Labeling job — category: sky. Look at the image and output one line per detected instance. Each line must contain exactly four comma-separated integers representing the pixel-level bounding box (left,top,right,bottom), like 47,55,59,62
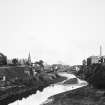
0,0,105,65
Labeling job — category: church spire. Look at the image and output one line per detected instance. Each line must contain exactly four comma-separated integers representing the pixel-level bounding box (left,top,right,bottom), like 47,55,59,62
28,52,31,65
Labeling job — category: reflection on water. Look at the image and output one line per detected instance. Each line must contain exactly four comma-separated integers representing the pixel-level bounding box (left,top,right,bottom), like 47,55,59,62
9,73,87,105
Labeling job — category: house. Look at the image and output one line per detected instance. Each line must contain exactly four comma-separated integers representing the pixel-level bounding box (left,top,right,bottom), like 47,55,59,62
87,56,105,66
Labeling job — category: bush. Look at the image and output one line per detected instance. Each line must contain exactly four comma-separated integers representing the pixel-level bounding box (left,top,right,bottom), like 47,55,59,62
84,63,105,89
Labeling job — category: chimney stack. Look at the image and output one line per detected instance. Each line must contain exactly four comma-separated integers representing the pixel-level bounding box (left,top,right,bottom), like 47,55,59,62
100,45,102,57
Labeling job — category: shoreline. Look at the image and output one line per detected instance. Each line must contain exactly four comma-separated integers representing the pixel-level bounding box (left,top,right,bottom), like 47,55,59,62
0,74,66,105
43,86,105,105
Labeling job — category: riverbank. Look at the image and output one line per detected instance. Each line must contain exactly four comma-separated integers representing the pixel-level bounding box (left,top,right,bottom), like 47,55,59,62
43,86,105,105
0,72,66,105
9,72,86,105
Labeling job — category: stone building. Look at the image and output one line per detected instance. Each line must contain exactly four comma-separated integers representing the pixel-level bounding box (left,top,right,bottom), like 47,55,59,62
87,56,105,66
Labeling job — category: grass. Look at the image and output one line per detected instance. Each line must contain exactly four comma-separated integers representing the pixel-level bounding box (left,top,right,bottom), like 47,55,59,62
0,71,66,105
43,86,105,105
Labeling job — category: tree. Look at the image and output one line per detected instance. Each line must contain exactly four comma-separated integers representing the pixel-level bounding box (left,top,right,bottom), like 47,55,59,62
82,59,87,66
84,63,105,89
35,60,44,72
0,53,7,66
12,58,18,65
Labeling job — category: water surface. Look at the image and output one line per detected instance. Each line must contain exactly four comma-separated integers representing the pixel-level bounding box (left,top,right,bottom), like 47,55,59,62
9,73,87,105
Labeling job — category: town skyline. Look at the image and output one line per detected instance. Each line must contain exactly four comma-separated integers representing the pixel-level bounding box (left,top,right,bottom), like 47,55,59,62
0,0,105,65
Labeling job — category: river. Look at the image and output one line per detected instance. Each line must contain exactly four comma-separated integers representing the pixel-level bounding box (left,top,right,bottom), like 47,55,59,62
9,72,87,105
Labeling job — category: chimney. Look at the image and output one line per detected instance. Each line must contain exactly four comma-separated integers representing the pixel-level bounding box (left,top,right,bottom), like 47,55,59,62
100,45,102,57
